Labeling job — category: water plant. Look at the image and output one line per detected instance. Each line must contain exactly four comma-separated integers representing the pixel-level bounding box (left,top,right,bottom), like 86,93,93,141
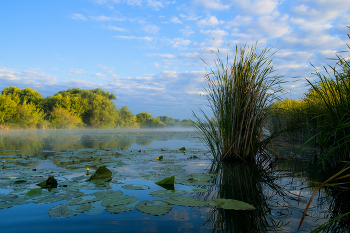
192,43,283,162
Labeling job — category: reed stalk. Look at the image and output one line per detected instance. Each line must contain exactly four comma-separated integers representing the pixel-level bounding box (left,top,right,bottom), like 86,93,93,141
192,43,282,162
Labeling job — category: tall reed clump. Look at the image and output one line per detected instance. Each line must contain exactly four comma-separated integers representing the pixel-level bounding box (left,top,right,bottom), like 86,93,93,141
302,32,350,161
192,43,282,162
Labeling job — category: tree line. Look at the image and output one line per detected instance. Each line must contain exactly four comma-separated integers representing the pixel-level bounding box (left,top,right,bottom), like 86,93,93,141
0,86,193,129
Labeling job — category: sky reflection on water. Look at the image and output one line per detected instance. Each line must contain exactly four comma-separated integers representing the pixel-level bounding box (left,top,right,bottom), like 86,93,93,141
0,129,346,232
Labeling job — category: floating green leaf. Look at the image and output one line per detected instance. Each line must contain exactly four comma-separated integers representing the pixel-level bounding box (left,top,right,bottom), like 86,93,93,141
107,205,134,214
155,175,175,185
25,188,42,198
122,184,149,190
136,200,172,216
191,188,208,192
165,197,207,207
0,201,12,209
149,190,186,198
102,195,137,207
179,147,186,151
88,166,112,182
84,201,106,215
48,203,91,218
210,198,255,210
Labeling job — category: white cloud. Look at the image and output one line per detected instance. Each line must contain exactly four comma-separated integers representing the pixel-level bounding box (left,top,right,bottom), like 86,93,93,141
200,29,228,39
127,0,142,6
196,16,224,27
146,53,175,58
232,0,278,15
225,16,252,28
70,13,88,21
180,27,195,37
256,14,290,38
0,68,20,81
142,24,160,33
70,69,86,74
192,0,229,10
104,25,128,32
93,73,106,78
170,16,182,24
169,38,191,48
179,14,202,21
147,0,163,10
154,62,160,67
89,15,124,21
114,35,153,41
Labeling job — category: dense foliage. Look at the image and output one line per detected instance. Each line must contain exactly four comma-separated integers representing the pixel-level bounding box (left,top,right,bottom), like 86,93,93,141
0,87,192,129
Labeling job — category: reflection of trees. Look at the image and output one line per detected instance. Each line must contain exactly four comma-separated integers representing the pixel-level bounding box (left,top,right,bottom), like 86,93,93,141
0,130,172,155
200,162,286,232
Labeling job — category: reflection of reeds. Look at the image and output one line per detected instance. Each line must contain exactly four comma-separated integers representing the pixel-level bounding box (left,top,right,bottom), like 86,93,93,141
201,162,286,232
192,44,282,161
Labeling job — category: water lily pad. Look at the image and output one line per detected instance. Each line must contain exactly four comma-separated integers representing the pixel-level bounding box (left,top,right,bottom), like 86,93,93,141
191,173,215,181
25,188,42,198
149,190,186,198
210,198,255,210
33,194,66,204
191,188,209,192
107,205,134,214
88,166,112,182
13,179,27,184
180,179,214,186
66,195,97,205
84,201,106,215
102,195,137,207
165,197,207,207
179,147,186,151
122,184,149,190
155,175,175,185
48,203,92,218
136,200,172,216
0,201,12,209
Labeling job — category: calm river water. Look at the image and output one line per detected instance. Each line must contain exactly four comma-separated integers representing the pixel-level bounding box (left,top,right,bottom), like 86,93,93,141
0,129,348,232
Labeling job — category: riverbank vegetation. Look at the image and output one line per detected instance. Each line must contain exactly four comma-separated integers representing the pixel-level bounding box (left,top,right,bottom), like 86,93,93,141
192,43,283,162
0,87,192,129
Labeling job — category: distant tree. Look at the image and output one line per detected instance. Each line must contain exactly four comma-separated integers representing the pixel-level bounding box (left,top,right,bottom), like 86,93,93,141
136,112,152,125
9,102,46,129
181,119,193,127
0,87,46,129
50,107,84,129
145,118,166,128
116,106,137,128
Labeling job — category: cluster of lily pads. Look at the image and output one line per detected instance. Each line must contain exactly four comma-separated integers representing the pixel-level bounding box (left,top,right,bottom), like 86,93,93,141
0,131,255,218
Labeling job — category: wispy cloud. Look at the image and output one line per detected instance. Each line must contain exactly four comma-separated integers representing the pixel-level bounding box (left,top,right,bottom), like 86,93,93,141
70,13,88,21
114,35,153,41
170,16,182,24
196,16,224,27
89,15,125,21
93,73,107,78
192,0,229,10
146,53,175,58
69,69,86,74
168,38,191,48
104,25,128,32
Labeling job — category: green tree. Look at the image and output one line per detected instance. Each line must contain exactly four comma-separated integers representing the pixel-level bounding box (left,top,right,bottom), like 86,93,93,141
50,107,84,129
136,112,152,125
116,106,137,128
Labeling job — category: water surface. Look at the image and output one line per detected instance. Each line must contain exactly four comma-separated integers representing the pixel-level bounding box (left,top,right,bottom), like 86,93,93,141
0,129,347,232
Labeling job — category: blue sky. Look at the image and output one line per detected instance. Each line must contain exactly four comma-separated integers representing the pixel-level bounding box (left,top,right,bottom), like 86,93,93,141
1,0,349,119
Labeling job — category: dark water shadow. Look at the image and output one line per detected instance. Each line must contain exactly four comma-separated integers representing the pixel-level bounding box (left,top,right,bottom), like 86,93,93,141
197,161,287,232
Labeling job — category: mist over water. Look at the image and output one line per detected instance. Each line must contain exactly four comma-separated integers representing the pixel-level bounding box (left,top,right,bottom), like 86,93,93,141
0,129,347,232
